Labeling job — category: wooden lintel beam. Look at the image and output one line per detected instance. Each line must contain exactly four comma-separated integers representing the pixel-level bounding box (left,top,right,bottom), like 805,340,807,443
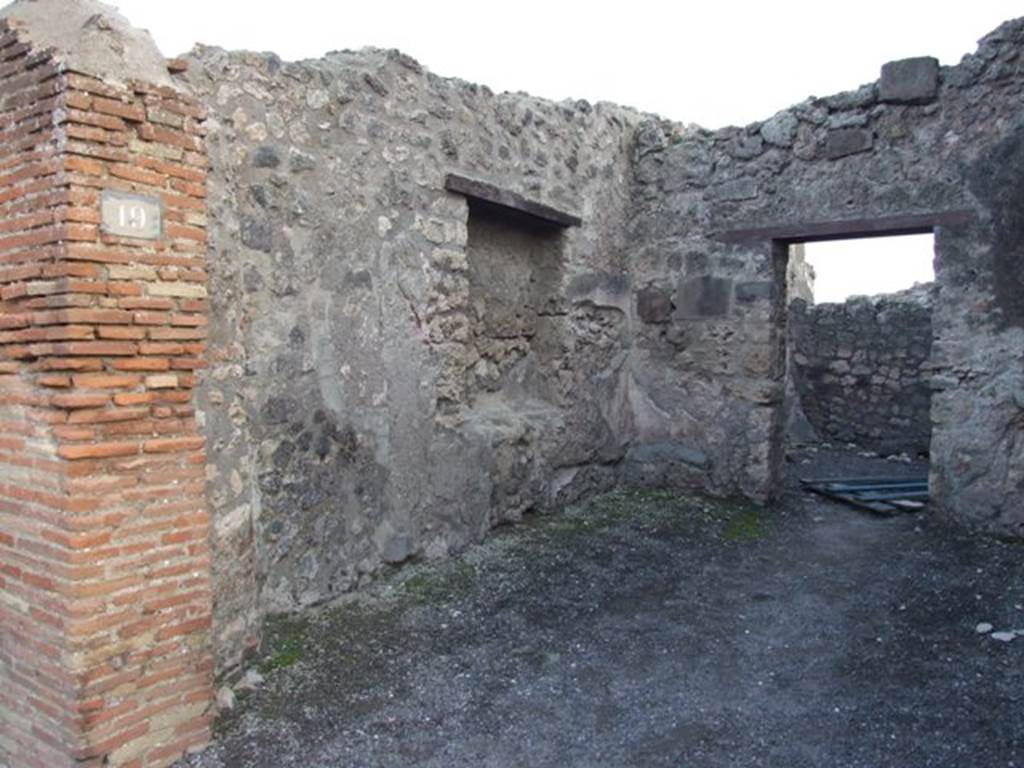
719,209,975,244
445,173,582,227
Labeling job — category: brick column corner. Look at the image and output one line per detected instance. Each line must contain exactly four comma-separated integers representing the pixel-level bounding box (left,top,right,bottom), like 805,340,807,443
0,3,214,766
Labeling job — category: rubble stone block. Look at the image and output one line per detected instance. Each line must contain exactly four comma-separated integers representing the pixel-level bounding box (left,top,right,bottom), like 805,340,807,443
735,281,774,303
637,286,673,323
824,128,874,159
677,276,732,318
879,57,940,104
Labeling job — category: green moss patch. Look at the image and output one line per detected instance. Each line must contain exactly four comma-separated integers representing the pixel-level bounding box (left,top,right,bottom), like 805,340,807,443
722,507,770,542
258,615,310,673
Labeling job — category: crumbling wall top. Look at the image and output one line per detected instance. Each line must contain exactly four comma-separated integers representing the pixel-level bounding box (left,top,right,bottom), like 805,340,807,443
0,0,176,88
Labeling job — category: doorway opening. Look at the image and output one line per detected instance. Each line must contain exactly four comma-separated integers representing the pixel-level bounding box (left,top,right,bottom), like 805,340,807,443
781,233,936,514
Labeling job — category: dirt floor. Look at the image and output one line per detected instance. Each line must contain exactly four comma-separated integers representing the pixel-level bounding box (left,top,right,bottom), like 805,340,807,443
180,446,1024,768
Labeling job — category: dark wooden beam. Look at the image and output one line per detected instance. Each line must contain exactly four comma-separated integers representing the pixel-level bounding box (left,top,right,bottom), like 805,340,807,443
445,173,582,227
719,209,975,244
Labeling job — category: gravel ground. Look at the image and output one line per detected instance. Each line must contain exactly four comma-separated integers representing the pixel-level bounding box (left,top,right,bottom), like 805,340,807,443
181,446,1023,768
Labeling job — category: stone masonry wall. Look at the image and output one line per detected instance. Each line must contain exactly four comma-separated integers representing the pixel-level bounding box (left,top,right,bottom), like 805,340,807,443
0,2,214,766
182,47,643,669
2,3,1022,764
788,286,934,454
629,21,1024,537
185,19,1024,671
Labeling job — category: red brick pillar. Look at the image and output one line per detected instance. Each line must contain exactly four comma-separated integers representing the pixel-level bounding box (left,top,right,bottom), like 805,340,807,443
0,15,214,768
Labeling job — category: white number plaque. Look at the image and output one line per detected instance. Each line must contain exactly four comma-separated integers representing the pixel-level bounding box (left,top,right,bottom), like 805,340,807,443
101,191,162,240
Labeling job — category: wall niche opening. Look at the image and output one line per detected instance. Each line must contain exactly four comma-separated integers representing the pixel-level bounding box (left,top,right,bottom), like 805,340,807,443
449,179,580,527
465,197,565,399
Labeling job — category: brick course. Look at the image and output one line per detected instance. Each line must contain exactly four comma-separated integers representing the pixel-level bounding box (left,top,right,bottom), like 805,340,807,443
0,19,213,768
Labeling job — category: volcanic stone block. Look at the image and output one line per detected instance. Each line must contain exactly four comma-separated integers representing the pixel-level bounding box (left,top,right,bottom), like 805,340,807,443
251,145,280,168
824,128,874,160
760,110,799,147
709,178,759,201
735,280,774,303
879,57,939,104
677,276,732,318
628,440,709,468
241,216,273,252
637,286,673,323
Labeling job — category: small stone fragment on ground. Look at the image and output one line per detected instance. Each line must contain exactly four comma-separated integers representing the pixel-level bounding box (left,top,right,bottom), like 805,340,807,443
236,669,265,691
216,686,236,711
975,622,993,634
886,453,914,463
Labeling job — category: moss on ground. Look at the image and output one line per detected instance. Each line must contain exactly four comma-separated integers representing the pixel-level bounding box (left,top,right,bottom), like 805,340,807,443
511,488,773,548
399,559,478,604
244,488,774,687
721,507,770,541
258,614,311,673
214,486,782,745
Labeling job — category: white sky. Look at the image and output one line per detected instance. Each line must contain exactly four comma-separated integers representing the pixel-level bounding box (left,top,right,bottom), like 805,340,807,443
109,0,1017,301
804,235,934,304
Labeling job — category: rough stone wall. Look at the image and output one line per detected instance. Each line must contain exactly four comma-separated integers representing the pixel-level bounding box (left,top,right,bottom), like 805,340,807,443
786,244,814,304
177,16,1024,671
931,119,1024,539
2,3,1021,762
629,21,1024,536
788,286,934,454
181,47,642,669
779,244,816,443
0,2,214,765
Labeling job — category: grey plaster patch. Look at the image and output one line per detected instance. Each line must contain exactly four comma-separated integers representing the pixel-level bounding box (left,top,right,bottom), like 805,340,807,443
4,0,176,88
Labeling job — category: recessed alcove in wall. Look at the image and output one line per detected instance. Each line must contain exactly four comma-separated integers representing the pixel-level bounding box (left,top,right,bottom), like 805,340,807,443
445,174,580,400
443,175,581,525
465,197,565,393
